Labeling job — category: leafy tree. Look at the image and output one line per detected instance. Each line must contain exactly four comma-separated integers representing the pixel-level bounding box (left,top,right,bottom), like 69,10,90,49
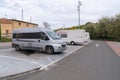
83,22,97,39
55,13,120,41
97,17,110,38
69,26,77,30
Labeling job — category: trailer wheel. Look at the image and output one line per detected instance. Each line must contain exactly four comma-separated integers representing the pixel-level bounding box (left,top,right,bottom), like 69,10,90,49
70,41,75,45
45,46,54,54
15,45,21,51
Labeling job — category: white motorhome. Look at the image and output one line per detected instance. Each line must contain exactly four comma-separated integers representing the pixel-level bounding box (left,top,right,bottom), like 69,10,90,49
57,29,90,45
12,27,67,54
85,32,90,42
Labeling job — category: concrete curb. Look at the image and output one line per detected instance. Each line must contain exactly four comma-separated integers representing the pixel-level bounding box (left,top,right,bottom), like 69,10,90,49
0,67,41,80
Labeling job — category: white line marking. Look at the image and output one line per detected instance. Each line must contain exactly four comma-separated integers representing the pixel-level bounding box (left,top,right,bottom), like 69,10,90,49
0,48,14,52
47,56,52,62
40,41,92,70
31,62,45,67
0,56,40,66
96,44,99,47
40,46,81,70
0,56,29,61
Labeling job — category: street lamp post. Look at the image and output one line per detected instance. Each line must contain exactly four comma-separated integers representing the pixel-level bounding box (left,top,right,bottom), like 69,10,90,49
77,1,82,29
21,9,24,20
63,24,65,29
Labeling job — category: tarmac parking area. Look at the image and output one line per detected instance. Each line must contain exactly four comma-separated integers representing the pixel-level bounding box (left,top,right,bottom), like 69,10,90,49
0,45,82,68
0,41,91,79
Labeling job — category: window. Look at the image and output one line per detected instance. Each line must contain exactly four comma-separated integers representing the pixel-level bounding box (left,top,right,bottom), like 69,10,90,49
13,33,22,38
39,32,49,40
6,30,9,35
26,24,29,26
46,31,61,39
61,34,67,38
13,32,49,40
18,23,21,26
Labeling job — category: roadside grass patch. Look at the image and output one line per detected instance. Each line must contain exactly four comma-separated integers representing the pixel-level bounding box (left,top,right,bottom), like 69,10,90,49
0,37,12,42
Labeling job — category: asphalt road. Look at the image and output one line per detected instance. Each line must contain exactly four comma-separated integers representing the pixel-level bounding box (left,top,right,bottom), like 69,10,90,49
7,41,120,80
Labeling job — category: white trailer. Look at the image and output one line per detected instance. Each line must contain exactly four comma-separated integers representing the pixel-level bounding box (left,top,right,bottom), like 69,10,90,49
57,29,90,45
12,27,67,54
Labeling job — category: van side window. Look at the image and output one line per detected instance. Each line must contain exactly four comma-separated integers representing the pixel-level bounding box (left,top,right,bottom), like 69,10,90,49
13,33,22,38
61,34,67,38
13,32,49,39
39,32,49,40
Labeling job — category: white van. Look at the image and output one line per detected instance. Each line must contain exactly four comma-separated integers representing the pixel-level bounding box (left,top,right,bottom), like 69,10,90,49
12,27,67,54
57,30,90,45
85,32,90,42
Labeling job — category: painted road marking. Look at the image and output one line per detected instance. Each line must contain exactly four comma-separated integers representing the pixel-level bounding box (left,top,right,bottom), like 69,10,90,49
0,56,31,63
47,56,52,62
0,48,14,52
31,62,44,67
0,41,92,79
96,44,99,47
0,55,42,70
39,46,81,71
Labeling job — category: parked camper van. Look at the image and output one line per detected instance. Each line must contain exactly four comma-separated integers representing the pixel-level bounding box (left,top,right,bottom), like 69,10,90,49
57,30,90,45
85,32,90,42
12,27,67,54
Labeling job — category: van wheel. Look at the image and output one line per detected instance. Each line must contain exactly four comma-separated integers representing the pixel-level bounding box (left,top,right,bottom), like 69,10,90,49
70,41,75,45
15,45,20,51
46,46,54,54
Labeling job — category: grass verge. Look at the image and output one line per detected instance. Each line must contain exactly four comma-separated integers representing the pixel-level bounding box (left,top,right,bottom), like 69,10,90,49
0,37,12,42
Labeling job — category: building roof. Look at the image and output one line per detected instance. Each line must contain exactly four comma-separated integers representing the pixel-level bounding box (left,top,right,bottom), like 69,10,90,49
0,18,11,24
10,19,38,25
0,18,38,26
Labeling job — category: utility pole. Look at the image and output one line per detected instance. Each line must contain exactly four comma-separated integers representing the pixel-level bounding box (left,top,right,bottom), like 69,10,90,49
77,1,82,29
30,16,32,22
5,14,7,19
63,24,65,29
21,9,23,20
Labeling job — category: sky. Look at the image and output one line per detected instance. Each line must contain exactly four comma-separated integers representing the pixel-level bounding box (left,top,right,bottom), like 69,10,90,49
0,0,120,30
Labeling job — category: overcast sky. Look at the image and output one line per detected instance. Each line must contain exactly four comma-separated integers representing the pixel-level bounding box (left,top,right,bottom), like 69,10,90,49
0,0,120,30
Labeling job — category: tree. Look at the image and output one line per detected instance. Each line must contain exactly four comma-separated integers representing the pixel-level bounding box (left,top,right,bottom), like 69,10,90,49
55,13,120,41
113,15,120,40
97,17,110,38
83,22,97,39
70,26,77,30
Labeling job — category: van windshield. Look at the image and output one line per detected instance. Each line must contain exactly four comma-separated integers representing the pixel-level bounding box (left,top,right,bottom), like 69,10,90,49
46,31,61,40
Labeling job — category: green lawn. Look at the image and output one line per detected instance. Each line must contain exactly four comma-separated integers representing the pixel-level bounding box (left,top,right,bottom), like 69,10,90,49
0,37,12,42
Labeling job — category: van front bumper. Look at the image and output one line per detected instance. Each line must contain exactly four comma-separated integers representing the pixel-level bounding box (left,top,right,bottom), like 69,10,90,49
52,44,67,52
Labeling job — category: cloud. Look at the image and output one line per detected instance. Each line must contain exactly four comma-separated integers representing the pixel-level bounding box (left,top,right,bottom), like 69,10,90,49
0,0,120,30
